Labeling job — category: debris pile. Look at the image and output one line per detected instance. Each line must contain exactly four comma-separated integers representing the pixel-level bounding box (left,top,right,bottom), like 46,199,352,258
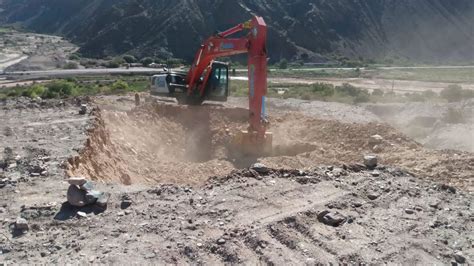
66,176,108,208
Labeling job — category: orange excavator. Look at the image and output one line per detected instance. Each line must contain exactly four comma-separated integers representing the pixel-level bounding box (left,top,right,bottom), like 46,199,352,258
150,16,271,154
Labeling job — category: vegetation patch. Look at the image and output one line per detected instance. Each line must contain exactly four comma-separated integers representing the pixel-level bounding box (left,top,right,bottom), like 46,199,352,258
1,77,149,100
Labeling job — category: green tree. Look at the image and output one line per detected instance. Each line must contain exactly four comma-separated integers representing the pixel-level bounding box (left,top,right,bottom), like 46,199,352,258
141,57,154,67
123,55,137,64
107,58,125,68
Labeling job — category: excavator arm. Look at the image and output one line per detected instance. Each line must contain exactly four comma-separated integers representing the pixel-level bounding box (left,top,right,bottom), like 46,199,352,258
186,16,270,151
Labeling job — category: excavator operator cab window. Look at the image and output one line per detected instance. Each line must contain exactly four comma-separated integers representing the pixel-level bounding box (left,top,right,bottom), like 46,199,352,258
207,63,228,100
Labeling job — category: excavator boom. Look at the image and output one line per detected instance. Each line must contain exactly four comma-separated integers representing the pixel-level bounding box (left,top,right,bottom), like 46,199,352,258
186,16,271,153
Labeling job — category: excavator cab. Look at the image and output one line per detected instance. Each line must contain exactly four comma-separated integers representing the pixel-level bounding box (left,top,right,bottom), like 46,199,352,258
204,62,229,102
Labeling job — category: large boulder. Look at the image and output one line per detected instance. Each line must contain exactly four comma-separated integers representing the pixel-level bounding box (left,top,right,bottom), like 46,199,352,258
67,185,87,207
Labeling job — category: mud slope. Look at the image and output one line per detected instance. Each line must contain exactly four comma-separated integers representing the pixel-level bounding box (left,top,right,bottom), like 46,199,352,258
67,99,473,189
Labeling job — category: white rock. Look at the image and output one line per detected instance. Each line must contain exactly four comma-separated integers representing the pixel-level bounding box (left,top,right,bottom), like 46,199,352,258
15,217,29,230
369,134,384,145
67,176,87,186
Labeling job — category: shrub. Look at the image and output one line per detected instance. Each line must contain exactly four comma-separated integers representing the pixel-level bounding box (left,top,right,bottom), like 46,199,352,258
335,83,360,97
68,54,80,61
443,108,465,124
353,90,371,103
22,85,46,98
462,89,474,99
423,90,437,98
44,80,76,98
278,59,288,69
111,80,129,92
440,84,463,102
63,61,79,69
372,89,384,96
141,57,154,67
123,55,137,64
311,83,334,97
406,93,426,102
106,58,125,68
167,58,183,68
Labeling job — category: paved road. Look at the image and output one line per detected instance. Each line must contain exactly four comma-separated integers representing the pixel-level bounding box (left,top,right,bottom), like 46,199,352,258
2,67,166,78
3,65,474,78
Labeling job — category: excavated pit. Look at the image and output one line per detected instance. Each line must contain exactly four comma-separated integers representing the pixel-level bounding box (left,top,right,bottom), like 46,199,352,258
67,101,318,185
67,99,474,188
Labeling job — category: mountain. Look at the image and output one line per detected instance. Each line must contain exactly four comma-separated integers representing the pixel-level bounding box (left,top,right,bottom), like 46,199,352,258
1,0,473,63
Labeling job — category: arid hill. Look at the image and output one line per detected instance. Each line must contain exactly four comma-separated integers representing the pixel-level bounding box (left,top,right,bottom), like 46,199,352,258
1,0,473,63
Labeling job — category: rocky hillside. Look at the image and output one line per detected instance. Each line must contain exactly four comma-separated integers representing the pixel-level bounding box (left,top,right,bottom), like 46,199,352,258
1,0,473,63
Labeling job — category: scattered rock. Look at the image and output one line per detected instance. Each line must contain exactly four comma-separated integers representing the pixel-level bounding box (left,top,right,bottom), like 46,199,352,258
317,210,346,227
429,219,442,228
372,145,383,153
367,193,379,200
79,104,87,115
369,134,384,145
439,184,456,194
144,253,156,259
217,238,226,245
96,193,110,208
76,211,87,218
453,253,466,264
67,178,106,208
121,199,132,209
371,171,381,177
363,155,378,168
251,163,269,174
15,217,29,231
68,176,87,186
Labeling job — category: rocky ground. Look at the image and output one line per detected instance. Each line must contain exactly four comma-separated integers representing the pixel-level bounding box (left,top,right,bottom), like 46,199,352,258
365,99,474,153
0,95,473,264
0,31,77,73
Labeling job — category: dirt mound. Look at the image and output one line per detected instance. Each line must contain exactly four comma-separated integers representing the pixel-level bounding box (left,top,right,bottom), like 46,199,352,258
67,100,473,189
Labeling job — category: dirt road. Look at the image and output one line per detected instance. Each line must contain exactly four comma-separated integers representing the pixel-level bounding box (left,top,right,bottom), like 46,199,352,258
233,76,474,94
0,54,28,73
0,95,472,264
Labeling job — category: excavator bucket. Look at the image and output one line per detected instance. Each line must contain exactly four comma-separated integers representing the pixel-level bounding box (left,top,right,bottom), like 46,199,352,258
232,130,273,156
